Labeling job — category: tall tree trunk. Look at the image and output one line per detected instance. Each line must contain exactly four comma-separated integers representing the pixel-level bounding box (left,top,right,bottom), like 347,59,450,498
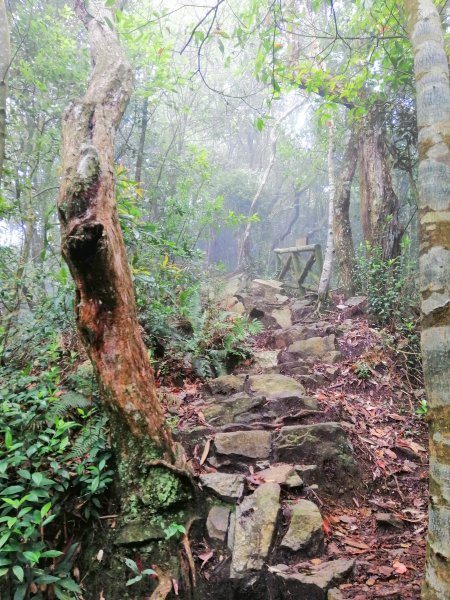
318,120,336,302
0,0,10,185
359,104,402,259
57,0,173,457
134,96,149,183
406,1,450,598
237,103,302,270
333,125,359,297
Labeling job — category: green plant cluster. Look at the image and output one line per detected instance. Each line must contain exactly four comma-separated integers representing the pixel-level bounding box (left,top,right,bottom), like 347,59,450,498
0,366,112,599
354,238,418,327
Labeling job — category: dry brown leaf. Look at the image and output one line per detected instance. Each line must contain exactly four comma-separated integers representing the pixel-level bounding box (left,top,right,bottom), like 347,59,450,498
200,438,211,465
393,561,408,574
343,537,370,550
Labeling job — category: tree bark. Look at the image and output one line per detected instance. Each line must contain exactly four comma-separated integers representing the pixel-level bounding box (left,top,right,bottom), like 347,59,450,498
237,102,302,270
406,1,450,598
58,0,173,456
0,0,10,185
333,125,359,297
318,120,336,302
359,104,402,259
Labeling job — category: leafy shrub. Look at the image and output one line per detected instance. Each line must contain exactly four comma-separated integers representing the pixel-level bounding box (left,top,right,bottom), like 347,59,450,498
0,366,112,599
354,238,418,327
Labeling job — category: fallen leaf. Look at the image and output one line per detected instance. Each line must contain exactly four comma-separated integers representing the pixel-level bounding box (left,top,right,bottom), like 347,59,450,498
366,578,376,586
310,558,322,565
198,550,214,569
322,517,331,536
343,537,370,550
200,438,211,465
393,561,408,574
96,549,104,562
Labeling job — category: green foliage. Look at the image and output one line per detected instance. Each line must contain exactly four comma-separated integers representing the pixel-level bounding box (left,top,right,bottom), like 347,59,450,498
123,557,156,587
0,366,112,598
354,238,418,327
415,399,428,417
164,522,186,540
354,362,371,380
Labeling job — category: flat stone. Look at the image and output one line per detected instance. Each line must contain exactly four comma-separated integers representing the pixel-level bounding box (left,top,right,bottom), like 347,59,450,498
274,559,355,600
344,296,367,313
322,351,342,364
288,335,337,357
206,506,231,541
281,500,324,555
252,350,280,370
375,512,404,529
231,482,280,578
328,588,346,600
214,430,272,459
251,279,284,298
116,520,165,545
204,374,245,396
249,374,306,398
203,393,265,425
228,512,236,550
257,464,303,488
271,323,334,349
271,307,293,328
200,473,245,500
273,423,357,489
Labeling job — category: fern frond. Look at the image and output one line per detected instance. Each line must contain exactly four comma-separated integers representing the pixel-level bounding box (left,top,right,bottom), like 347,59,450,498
47,391,91,420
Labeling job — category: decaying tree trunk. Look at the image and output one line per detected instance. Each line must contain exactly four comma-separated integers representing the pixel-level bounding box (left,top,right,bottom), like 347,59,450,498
318,120,336,303
0,0,10,185
406,1,450,598
333,126,359,297
58,0,174,457
359,104,402,259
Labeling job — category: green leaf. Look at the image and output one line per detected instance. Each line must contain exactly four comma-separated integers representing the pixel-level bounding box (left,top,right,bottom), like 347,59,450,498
41,502,52,519
35,574,61,584
13,584,27,600
255,117,265,132
1,485,25,495
23,550,40,564
0,532,11,549
40,550,64,558
59,578,81,592
5,429,12,449
105,0,116,6
13,565,24,583
0,568,8,577
126,575,143,586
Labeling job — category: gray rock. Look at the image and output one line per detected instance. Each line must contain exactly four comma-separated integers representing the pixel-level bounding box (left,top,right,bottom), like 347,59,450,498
204,374,245,396
271,307,293,328
257,463,303,488
273,423,358,489
375,512,404,529
271,323,334,349
328,588,346,600
274,559,354,600
344,296,367,314
231,482,280,578
116,520,164,545
288,335,337,357
228,512,236,550
206,506,231,541
252,350,280,371
322,351,342,364
199,473,245,500
248,374,306,398
214,430,272,459
203,393,265,425
281,499,324,555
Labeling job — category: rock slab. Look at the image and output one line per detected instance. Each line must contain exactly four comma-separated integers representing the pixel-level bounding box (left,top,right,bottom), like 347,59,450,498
206,506,231,542
200,473,245,501
274,559,354,600
214,430,272,459
281,499,324,555
231,482,280,578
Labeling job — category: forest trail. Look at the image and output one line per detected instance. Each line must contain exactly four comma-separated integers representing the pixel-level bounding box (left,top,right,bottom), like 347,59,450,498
165,280,428,600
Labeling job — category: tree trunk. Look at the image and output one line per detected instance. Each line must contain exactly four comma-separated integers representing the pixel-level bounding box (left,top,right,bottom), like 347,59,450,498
0,0,10,185
237,103,302,270
406,1,450,598
57,0,173,457
333,125,359,297
318,120,336,302
359,104,402,259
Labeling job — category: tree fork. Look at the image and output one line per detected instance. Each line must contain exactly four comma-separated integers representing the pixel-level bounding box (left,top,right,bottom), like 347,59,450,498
58,0,174,457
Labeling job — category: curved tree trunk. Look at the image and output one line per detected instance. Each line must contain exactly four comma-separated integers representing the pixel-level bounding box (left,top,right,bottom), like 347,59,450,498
0,0,10,185
359,104,402,259
318,120,336,302
406,1,450,598
58,0,173,457
333,125,359,297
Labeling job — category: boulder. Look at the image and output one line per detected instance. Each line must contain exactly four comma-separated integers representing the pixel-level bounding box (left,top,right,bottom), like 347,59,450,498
273,559,354,600
257,464,303,488
228,298,246,315
116,520,164,545
271,323,334,350
281,499,324,555
214,430,272,459
248,374,306,398
206,506,231,542
328,588,345,600
200,473,245,501
251,279,285,299
291,298,315,322
273,423,357,488
344,296,367,314
322,351,342,364
288,335,337,357
203,394,265,425
231,482,280,578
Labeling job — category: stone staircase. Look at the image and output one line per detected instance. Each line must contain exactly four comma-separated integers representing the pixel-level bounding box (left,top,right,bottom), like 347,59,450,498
185,282,367,599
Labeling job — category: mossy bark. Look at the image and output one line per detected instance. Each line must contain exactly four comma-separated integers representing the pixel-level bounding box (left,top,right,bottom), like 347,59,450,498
405,1,450,597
